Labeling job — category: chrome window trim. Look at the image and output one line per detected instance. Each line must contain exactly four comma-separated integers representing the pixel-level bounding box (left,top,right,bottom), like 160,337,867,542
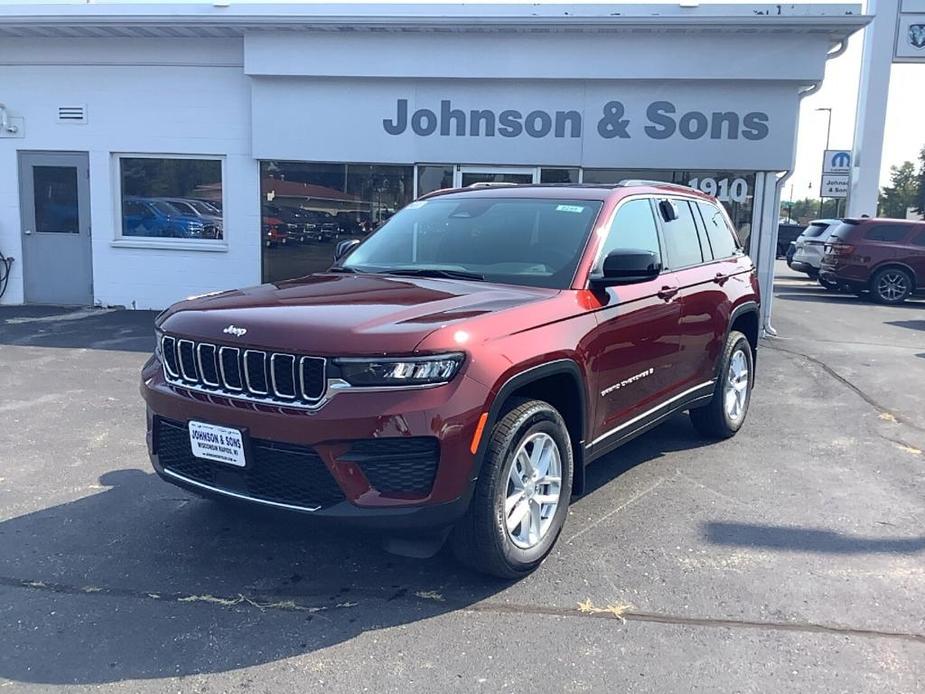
270,353,297,400
218,346,243,392
196,343,220,387
161,335,179,378
299,356,327,402
243,349,269,396
176,339,198,383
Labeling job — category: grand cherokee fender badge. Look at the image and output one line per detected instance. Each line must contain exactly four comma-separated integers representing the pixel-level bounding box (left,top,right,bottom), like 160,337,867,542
222,324,247,338
601,368,655,397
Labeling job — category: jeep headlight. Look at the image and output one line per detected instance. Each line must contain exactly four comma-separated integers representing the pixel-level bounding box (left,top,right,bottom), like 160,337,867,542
335,353,464,387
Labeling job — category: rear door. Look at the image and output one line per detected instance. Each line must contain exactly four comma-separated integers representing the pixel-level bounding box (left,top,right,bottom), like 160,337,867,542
585,197,682,443
658,197,746,391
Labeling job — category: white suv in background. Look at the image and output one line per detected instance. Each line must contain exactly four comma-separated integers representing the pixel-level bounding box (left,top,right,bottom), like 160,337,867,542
790,219,839,286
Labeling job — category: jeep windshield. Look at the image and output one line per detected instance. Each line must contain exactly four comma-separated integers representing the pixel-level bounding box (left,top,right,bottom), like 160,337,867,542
340,197,603,289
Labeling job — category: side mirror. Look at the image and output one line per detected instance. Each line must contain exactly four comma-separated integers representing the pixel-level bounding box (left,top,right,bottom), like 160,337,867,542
334,238,360,262
591,249,661,287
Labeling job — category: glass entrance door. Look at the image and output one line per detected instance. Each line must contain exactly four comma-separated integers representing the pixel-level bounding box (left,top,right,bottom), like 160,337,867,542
455,166,537,188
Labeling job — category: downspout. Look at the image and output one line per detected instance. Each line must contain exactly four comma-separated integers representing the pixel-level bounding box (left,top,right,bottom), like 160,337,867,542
761,40,847,338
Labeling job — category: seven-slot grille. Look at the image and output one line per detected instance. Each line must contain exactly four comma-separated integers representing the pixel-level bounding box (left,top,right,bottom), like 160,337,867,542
161,334,326,407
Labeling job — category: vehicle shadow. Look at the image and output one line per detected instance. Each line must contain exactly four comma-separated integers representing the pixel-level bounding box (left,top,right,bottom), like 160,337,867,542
0,468,505,685
885,319,925,333
703,521,925,554
0,306,156,353
0,415,700,686
581,413,710,496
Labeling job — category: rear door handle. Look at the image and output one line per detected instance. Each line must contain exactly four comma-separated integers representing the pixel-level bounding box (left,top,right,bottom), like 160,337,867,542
657,285,679,301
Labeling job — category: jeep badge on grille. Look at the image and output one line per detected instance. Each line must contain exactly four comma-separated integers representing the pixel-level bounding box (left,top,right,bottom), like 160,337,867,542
223,324,247,337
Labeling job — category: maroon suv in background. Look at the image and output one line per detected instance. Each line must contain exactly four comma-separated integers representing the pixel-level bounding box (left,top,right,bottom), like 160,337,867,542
141,182,760,578
820,218,925,304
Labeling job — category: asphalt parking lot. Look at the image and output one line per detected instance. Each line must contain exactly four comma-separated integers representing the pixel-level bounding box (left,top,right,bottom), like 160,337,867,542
1,262,923,692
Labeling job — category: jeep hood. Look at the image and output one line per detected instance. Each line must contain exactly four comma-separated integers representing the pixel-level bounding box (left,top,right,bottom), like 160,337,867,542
158,273,557,355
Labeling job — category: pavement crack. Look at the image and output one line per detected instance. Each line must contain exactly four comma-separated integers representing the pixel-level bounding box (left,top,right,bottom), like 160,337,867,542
6,574,923,646
763,341,925,435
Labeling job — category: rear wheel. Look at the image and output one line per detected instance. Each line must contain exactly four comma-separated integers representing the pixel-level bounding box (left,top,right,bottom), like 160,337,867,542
690,330,753,439
452,399,573,579
819,276,840,291
870,267,913,304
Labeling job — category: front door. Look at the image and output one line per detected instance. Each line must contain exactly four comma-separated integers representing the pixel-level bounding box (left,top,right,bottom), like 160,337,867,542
585,197,682,451
19,152,93,305
456,166,536,188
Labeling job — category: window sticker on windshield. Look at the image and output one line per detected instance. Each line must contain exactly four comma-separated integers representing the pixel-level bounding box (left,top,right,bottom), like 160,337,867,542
406,200,427,209
556,204,585,213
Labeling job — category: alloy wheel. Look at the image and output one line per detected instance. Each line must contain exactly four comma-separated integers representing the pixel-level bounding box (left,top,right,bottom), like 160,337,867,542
724,349,749,423
877,271,908,302
504,432,562,550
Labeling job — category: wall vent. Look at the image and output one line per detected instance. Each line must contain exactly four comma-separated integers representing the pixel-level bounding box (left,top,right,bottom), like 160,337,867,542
57,106,87,124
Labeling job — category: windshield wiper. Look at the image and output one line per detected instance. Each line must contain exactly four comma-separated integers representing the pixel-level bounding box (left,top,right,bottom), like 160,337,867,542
379,267,485,281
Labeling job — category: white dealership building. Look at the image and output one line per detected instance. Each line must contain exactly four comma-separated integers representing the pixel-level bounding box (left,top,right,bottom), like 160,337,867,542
0,2,869,327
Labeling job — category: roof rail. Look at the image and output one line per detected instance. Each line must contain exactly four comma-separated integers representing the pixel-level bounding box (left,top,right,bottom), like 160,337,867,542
466,181,519,188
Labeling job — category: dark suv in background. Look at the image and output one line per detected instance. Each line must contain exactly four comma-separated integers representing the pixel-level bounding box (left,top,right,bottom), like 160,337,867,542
142,182,760,578
820,218,925,303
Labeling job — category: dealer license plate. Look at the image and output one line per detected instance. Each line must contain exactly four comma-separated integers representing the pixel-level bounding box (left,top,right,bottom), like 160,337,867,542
188,421,246,467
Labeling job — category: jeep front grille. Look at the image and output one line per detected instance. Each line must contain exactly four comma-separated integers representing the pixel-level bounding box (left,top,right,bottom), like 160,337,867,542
160,334,326,408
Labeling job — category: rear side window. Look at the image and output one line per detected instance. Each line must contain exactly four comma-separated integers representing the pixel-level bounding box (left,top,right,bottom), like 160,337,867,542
864,224,912,242
828,222,858,241
599,198,661,268
661,199,704,268
696,201,739,259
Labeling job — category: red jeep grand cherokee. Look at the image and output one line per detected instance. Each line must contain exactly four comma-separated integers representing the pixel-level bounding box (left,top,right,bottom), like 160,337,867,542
820,217,925,304
142,182,760,578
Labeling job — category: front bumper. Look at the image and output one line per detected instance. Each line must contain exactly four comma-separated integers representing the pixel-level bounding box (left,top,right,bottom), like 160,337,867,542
141,356,490,530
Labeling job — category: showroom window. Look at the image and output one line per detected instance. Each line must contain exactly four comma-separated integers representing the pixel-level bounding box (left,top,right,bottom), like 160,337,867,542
260,161,413,284
583,169,756,254
417,165,455,197
118,156,224,241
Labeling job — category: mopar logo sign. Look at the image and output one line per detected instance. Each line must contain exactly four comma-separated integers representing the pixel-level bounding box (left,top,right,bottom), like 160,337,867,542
909,23,925,50
822,149,851,174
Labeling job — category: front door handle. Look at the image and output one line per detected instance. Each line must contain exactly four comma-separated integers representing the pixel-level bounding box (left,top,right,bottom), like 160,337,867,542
657,285,679,301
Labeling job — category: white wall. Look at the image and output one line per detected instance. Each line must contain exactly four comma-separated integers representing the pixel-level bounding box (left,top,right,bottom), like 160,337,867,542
0,38,259,309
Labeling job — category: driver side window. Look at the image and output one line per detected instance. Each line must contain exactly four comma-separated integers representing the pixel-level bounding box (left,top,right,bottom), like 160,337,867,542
598,198,661,270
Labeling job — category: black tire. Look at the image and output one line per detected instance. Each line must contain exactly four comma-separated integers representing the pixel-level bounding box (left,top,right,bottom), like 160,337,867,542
689,330,754,439
870,267,913,305
819,276,840,291
806,267,820,280
452,398,573,579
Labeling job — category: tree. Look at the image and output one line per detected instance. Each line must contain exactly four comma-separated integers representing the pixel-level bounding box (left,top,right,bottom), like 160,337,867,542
878,161,918,219
779,197,839,222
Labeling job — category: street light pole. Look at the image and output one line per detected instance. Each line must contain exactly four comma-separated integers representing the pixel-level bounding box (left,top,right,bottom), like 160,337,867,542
815,107,833,216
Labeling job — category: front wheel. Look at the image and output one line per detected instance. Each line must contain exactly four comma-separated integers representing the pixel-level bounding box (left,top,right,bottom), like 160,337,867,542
689,330,754,439
452,399,573,579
